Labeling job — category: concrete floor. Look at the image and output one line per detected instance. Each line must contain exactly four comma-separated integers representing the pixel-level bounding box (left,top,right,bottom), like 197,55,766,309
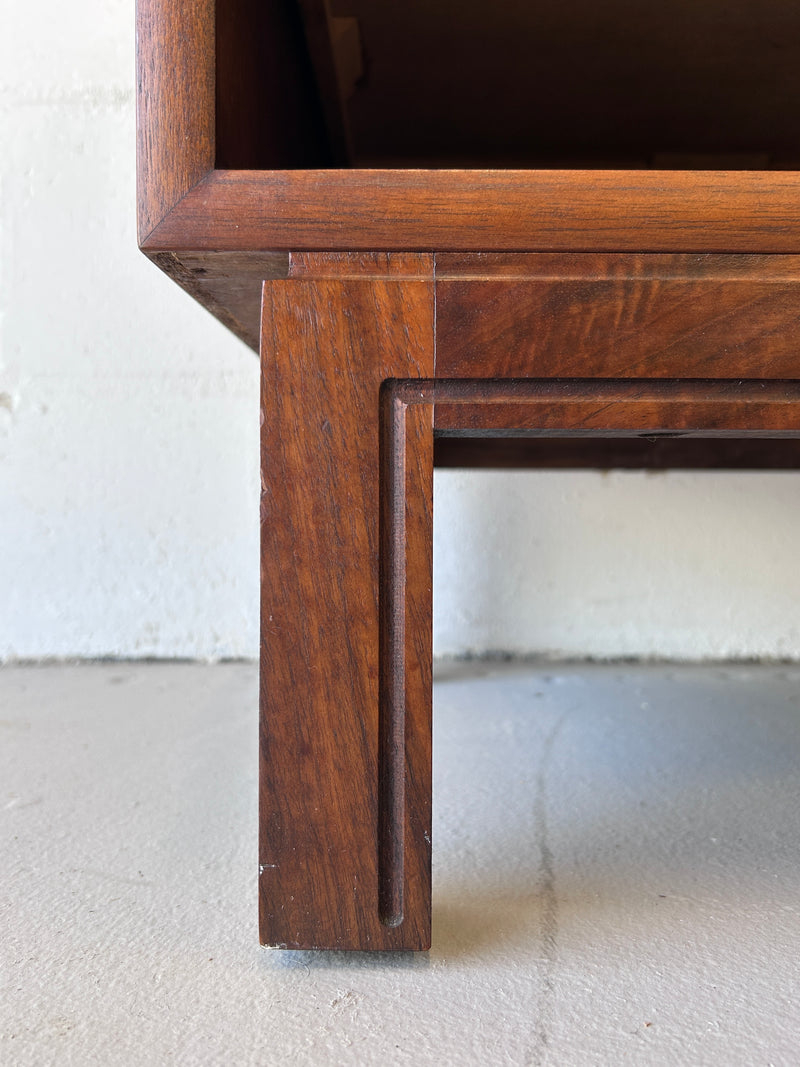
2,662,799,1065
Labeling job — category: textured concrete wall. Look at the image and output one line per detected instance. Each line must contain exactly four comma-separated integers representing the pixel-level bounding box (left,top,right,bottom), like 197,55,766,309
3,1,800,660
2,2,259,658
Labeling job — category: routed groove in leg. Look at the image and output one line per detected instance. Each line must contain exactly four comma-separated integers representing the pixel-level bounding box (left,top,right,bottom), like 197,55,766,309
378,381,408,927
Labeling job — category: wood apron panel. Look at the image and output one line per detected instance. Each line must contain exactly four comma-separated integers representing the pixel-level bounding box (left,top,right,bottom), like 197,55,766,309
435,254,800,381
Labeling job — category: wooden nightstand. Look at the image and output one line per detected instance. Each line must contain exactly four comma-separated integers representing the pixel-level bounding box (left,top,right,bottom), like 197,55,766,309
137,0,800,950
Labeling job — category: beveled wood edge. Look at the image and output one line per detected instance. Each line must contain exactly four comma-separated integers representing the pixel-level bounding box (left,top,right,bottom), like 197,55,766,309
140,169,800,255
140,243,800,356
377,380,410,928
135,2,800,253
429,378,800,435
435,252,800,280
136,0,215,243
382,379,800,436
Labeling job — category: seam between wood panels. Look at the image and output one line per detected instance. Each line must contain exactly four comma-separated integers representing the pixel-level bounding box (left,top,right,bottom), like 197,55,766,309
433,253,438,378
138,168,218,249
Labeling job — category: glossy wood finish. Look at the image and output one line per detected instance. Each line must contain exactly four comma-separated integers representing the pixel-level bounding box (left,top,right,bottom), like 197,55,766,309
142,169,800,257
136,0,214,242
137,3,800,365
437,253,800,280
436,254,800,381
139,247,800,370
136,3,800,357
430,379,800,436
259,255,433,950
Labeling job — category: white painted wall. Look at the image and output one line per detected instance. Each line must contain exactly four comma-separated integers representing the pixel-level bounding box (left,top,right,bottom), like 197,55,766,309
433,470,800,659
3,1,800,661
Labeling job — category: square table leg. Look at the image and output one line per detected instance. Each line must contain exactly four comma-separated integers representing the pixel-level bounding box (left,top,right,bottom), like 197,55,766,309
258,262,434,950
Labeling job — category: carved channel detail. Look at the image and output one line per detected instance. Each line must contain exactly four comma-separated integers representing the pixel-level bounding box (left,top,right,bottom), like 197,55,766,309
377,376,800,924
378,381,409,927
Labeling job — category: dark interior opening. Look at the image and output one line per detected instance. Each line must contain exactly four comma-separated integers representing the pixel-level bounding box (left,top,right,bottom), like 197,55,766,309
216,0,800,170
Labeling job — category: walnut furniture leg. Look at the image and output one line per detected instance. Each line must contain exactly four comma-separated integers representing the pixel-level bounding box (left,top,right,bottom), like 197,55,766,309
258,254,434,950
259,251,800,952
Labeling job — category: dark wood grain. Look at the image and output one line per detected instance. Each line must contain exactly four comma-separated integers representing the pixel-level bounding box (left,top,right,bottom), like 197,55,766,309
259,255,434,950
436,254,800,281
436,254,800,380
139,252,433,354
142,249,800,360
289,251,434,278
138,2,800,352
136,0,214,243
141,169,800,255
430,379,800,436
